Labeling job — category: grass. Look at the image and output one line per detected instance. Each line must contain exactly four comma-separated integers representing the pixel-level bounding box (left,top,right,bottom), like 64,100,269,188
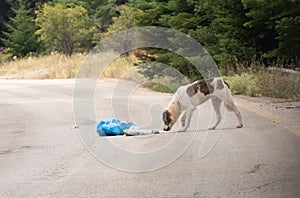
0,52,137,79
224,60,300,100
1,53,299,100
0,53,84,79
101,53,138,78
142,82,174,93
223,73,261,97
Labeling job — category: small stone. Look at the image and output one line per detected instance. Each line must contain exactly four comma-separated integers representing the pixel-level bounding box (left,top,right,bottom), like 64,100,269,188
72,124,79,129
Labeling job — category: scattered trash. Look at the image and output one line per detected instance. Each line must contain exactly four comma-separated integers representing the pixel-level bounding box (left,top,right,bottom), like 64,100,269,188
96,118,136,136
124,128,160,136
96,118,160,136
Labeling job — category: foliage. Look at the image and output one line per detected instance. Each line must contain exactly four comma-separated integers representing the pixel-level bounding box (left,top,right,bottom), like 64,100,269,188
223,73,260,97
103,5,143,38
224,63,300,100
0,53,84,79
0,0,299,81
1,3,42,57
275,16,300,59
190,0,251,69
35,2,95,56
123,0,202,81
143,82,173,93
76,0,118,43
123,0,299,75
0,0,10,47
242,0,300,60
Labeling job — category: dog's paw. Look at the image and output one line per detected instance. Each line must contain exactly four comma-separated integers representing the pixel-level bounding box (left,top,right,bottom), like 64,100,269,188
236,124,243,128
177,128,187,132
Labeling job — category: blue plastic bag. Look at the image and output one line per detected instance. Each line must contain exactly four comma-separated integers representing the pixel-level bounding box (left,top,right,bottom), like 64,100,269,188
97,118,136,136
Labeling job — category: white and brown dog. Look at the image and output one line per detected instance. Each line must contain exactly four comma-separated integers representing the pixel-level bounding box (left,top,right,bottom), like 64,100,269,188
162,78,243,131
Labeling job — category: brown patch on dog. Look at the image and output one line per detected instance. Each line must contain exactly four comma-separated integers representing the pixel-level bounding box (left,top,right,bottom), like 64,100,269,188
216,79,224,90
187,78,215,97
199,79,214,95
163,110,171,125
186,83,199,97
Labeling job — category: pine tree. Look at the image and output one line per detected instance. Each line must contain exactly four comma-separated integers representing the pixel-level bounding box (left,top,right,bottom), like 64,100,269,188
1,3,42,57
243,0,300,60
0,0,11,48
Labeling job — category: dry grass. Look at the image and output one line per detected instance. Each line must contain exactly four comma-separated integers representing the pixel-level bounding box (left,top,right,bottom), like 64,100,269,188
102,53,138,78
0,53,85,79
2,53,298,99
224,60,300,100
0,52,138,79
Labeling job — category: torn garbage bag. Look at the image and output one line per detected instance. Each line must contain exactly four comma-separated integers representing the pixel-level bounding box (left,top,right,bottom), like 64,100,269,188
97,118,136,136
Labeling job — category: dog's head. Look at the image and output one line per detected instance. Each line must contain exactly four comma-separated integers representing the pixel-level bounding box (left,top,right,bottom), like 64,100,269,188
162,109,174,131
162,93,181,131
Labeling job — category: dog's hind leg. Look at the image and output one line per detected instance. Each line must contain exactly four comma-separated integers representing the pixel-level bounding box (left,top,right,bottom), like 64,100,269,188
209,97,222,130
223,96,243,128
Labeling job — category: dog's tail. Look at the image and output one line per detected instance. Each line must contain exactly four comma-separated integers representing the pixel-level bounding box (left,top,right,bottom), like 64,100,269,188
223,80,230,89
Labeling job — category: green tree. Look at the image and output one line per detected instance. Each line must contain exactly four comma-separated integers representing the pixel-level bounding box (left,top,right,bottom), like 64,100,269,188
125,0,208,79
106,0,299,76
130,0,169,26
242,0,300,61
189,0,251,70
118,0,203,80
1,3,42,57
35,2,96,56
103,5,143,38
275,16,300,59
70,0,119,44
0,0,11,48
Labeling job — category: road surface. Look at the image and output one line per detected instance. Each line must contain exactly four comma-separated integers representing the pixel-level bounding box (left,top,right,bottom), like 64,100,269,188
0,79,299,197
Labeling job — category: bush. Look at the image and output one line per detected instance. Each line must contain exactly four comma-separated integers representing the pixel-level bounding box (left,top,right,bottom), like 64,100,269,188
142,82,173,93
223,73,261,97
224,68,300,100
256,70,300,100
0,50,12,64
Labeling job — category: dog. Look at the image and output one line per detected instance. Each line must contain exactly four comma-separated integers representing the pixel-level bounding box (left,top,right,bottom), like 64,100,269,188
162,78,243,131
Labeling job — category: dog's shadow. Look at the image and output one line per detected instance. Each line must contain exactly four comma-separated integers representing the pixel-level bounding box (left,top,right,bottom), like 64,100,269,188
165,126,244,134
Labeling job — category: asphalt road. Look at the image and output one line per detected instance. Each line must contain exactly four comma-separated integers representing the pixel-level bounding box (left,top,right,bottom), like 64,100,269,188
0,79,299,197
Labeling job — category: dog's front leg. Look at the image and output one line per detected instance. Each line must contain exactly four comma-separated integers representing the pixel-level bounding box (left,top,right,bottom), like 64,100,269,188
178,110,194,132
180,111,186,127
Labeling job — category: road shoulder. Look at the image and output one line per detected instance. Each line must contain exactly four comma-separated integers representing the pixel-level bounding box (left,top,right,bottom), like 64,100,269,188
235,95,300,137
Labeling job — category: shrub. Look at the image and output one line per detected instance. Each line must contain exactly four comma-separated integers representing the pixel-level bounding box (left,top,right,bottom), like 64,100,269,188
224,66,300,100
256,70,300,100
223,73,261,97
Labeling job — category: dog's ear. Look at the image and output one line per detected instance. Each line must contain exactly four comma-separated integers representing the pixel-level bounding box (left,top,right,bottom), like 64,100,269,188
186,82,199,97
163,110,171,124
